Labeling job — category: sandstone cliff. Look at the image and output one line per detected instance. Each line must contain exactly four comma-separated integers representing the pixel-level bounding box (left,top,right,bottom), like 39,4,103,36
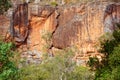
27,3,119,49
1,1,120,65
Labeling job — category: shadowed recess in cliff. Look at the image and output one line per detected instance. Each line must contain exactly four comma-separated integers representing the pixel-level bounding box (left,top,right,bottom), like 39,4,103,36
9,3,29,44
104,3,120,33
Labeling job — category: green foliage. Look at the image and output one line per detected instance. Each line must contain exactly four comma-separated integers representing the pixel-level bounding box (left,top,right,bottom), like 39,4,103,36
41,31,52,48
111,67,120,80
41,31,53,54
0,0,11,14
0,41,18,80
19,65,49,80
19,47,94,80
19,47,72,80
19,64,94,80
69,66,94,80
99,32,113,43
50,2,58,6
88,24,120,80
109,45,120,68
113,30,120,42
87,57,99,70
42,31,52,42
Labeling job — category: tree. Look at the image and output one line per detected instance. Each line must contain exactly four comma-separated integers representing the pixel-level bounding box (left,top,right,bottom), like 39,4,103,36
0,41,19,80
88,24,120,80
0,0,11,14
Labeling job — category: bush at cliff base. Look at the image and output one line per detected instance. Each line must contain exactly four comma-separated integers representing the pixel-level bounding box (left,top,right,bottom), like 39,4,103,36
0,41,19,80
19,48,94,80
88,24,120,80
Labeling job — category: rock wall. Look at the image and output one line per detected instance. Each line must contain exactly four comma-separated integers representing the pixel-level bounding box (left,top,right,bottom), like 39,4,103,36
0,15,10,39
27,2,112,51
1,1,120,65
21,2,120,64
27,5,58,51
104,4,120,33
53,3,104,49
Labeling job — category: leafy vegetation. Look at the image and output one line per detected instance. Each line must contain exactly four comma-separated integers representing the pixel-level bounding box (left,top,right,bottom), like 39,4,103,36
41,31,52,54
19,47,94,80
88,24,120,80
0,32,94,80
0,0,11,14
0,41,19,80
0,30,93,80
50,1,58,6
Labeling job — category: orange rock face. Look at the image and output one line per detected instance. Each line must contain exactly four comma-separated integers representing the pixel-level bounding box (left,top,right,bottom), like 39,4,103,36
53,3,105,49
13,2,120,52
104,4,120,33
0,15,10,38
27,2,120,64
27,5,58,51
52,2,120,51
2,2,120,64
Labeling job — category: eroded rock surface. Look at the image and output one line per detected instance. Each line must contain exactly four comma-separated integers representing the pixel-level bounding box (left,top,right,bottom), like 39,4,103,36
2,1,120,65
104,3,120,33
53,3,104,49
27,5,58,51
0,15,10,38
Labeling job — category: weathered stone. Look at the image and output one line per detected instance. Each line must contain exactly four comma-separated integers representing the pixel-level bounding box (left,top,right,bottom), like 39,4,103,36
76,59,86,66
8,3,29,44
104,3,120,33
21,52,28,58
3,2,120,65
28,5,58,51
33,55,40,59
52,3,105,49
27,50,32,55
34,0,40,4
0,15,10,38
29,4,55,18
27,55,32,58
52,2,120,50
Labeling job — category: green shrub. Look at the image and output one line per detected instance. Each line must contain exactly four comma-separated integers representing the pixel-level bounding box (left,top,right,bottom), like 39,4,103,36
0,0,11,14
69,66,94,80
19,47,74,80
19,47,94,80
88,24,120,80
50,2,58,6
0,41,19,80
87,57,99,70
111,67,120,80
41,31,52,49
